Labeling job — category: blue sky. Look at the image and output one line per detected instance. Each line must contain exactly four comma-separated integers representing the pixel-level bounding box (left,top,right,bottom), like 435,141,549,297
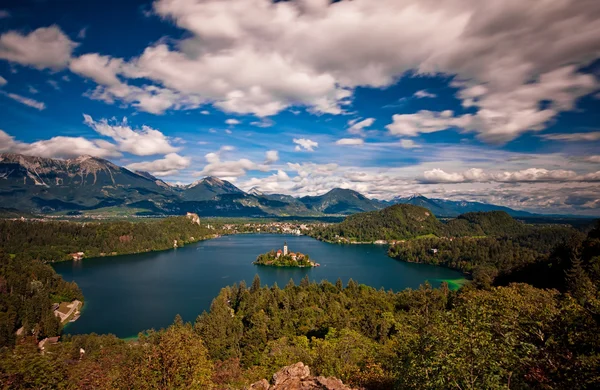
0,0,599,215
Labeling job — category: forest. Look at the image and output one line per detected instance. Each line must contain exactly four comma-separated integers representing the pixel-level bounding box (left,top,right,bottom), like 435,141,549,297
0,216,213,262
0,213,598,389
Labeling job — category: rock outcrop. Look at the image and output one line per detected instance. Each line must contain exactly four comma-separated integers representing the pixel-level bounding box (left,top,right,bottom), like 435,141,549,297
247,362,357,390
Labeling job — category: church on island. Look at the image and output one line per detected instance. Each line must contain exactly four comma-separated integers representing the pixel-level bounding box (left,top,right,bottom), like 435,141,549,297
254,242,320,268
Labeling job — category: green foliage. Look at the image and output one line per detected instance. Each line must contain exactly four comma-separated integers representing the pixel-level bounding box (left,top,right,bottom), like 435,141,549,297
0,251,83,348
253,249,315,267
389,225,584,286
311,204,443,242
0,217,212,262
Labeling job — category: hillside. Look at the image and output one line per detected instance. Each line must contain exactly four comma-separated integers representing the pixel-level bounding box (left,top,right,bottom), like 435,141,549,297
310,204,443,242
299,188,383,215
0,154,381,217
179,176,244,201
0,153,178,212
443,211,528,236
390,194,535,217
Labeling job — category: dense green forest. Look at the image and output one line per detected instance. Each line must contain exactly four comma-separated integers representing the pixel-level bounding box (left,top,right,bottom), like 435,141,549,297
0,214,598,388
309,206,533,243
0,216,213,262
309,204,443,242
389,226,584,286
1,272,598,389
0,252,83,349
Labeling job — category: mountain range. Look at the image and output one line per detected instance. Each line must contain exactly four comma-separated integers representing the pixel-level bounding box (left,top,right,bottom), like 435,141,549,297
0,153,538,218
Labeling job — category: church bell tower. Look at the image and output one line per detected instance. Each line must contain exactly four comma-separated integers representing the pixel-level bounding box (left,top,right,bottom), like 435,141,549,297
283,241,288,256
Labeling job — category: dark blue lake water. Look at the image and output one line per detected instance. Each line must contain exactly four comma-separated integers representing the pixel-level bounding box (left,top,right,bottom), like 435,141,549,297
53,234,464,337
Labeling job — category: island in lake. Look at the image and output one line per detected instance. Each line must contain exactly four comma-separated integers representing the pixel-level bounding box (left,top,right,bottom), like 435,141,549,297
253,241,320,267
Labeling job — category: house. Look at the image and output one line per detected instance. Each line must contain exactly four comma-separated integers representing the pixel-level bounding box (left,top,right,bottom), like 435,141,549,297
430,248,438,254
70,252,84,261
276,249,283,258
38,336,60,353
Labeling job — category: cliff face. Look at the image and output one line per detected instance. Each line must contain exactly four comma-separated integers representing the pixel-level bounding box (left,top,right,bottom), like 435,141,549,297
247,362,357,390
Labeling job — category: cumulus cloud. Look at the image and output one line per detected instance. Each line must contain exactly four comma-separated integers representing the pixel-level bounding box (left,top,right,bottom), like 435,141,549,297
348,118,375,136
0,129,120,159
125,153,191,177
414,90,436,99
83,114,180,156
0,75,6,86
0,26,77,70
420,167,598,184
293,138,318,152
386,110,472,137
265,150,279,164
540,132,600,142
195,146,271,178
52,0,598,137
225,119,240,125
335,138,364,146
0,91,46,110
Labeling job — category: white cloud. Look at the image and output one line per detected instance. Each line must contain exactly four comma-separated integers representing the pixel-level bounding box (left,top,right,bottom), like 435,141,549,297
387,110,472,137
414,90,436,98
335,138,364,146
420,167,597,184
195,146,271,178
0,26,77,70
78,27,87,40
28,85,38,94
225,129,232,134
250,118,274,128
582,155,600,163
399,139,421,149
61,0,598,139
265,150,279,164
225,118,240,125
0,129,120,159
0,75,6,86
348,118,375,136
83,114,180,156
201,110,210,115
0,91,46,110
293,138,319,151
541,132,600,142
125,153,191,177
70,53,124,86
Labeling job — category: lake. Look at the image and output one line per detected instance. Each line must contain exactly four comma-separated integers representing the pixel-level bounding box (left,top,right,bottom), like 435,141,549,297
53,234,464,338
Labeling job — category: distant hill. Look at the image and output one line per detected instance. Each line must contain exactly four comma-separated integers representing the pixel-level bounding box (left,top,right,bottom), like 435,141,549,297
0,153,380,217
179,176,244,201
444,211,529,236
0,153,573,219
311,205,534,243
390,194,535,217
299,188,384,215
0,153,178,212
310,204,443,242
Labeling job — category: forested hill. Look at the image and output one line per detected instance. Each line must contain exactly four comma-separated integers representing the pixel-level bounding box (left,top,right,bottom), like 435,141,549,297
0,216,212,262
309,205,533,243
310,204,443,242
443,210,528,236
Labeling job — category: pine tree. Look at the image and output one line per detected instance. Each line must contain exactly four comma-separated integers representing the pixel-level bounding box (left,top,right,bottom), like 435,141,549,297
250,274,261,293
